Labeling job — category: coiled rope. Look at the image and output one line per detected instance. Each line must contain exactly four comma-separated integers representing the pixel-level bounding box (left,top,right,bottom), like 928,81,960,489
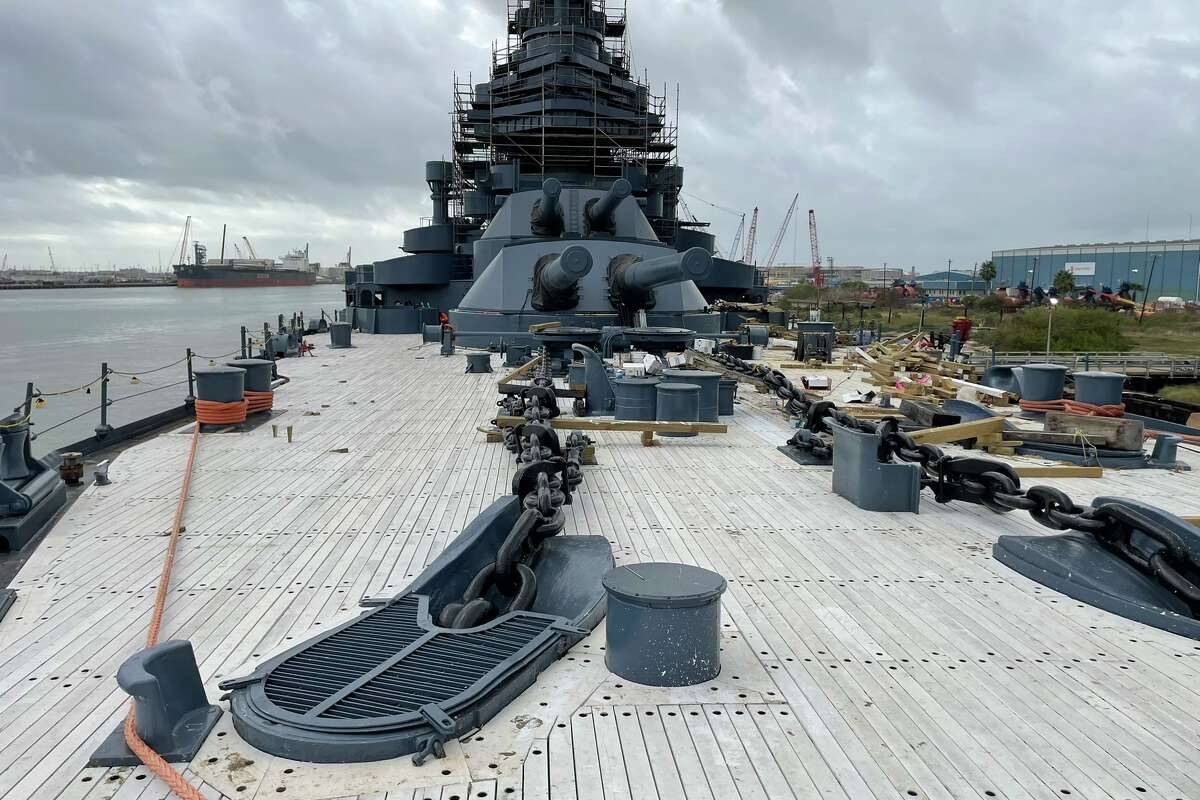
194,398,248,425
123,421,207,800
243,390,274,414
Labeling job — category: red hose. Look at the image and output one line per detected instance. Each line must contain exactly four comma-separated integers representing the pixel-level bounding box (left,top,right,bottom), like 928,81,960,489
1018,399,1126,417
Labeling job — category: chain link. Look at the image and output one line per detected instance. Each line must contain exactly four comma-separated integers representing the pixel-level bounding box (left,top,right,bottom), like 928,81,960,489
440,378,594,629
709,349,1200,614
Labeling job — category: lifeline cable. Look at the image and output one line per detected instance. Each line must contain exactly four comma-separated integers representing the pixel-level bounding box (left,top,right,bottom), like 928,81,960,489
123,421,207,800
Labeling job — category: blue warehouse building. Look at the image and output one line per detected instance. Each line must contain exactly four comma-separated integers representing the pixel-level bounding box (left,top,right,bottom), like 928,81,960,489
992,240,1200,301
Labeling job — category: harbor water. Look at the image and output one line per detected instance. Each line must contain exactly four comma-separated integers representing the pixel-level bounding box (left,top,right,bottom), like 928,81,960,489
0,285,345,454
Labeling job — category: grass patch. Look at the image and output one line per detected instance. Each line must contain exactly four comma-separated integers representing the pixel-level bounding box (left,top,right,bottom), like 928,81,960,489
1159,383,1200,405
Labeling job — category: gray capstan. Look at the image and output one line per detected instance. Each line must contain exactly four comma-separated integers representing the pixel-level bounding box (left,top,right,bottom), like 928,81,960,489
343,0,766,339
226,359,274,393
192,366,245,404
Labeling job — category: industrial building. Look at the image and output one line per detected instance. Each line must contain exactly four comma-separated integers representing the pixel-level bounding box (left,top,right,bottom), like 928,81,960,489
765,264,905,288
992,240,1200,300
912,270,990,300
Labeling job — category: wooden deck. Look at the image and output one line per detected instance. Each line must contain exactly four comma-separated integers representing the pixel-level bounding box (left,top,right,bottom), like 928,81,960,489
2,334,1200,800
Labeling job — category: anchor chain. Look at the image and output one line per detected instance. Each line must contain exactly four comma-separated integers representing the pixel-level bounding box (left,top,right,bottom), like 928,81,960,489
440,382,594,629
709,350,1200,613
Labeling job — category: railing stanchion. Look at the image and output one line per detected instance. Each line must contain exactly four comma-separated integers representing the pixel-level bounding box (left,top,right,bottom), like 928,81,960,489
240,326,248,359
185,349,195,405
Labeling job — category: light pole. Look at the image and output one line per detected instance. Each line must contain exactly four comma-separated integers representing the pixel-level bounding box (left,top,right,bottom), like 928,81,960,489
1046,297,1059,357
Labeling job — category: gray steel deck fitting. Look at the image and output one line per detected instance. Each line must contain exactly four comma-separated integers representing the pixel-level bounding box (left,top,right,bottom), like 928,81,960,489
89,640,222,766
603,563,727,687
830,422,921,512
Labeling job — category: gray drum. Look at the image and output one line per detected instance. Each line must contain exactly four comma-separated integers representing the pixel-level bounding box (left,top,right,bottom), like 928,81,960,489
603,563,727,687
422,324,443,344
193,366,245,404
745,324,770,346
1073,371,1126,407
656,382,699,438
662,369,720,422
505,345,528,367
614,377,661,421
1015,364,1068,402
226,359,273,393
329,322,352,349
718,379,737,416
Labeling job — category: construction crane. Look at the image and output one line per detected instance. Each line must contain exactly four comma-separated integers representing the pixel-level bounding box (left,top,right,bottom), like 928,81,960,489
764,193,799,269
176,216,192,265
743,207,759,264
728,215,746,263
47,247,56,272
233,243,244,259
1,254,7,271
808,209,823,288
241,236,258,259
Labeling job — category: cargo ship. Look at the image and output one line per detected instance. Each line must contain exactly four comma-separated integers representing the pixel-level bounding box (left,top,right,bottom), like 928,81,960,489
174,243,317,288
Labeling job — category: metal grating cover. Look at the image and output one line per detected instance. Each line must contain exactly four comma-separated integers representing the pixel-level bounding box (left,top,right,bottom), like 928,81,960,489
263,596,424,714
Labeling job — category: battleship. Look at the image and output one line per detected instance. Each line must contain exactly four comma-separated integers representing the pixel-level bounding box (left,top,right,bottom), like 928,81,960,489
344,0,768,337
2,2,1200,800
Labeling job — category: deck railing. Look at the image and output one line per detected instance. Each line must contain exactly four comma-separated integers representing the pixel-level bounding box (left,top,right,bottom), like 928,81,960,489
968,351,1200,377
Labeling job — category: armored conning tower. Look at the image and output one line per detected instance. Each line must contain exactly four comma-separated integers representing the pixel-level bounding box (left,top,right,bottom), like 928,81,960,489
345,0,763,335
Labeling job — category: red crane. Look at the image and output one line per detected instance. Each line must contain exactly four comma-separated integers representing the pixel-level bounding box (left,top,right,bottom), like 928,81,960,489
808,209,823,288
742,207,759,264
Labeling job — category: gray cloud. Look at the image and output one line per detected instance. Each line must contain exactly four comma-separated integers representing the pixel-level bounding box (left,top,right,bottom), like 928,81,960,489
1,0,1199,273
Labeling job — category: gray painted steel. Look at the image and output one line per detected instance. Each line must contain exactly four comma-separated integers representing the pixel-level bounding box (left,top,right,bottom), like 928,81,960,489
656,382,699,438
329,322,353,348
0,413,67,551
1073,371,1126,406
422,324,443,344
662,369,720,422
1013,364,1068,401
223,496,613,763
89,640,222,766
573,344,616,416
981,365,1020,395
464,353,493,374
504,345,529,367
193,366,245,404
603,563,727,686
745,324,770,346
718,379,737,416
226,359,274,393
0,589,13,623
830,422,921,512
994,496,1200,640
614,377,661,421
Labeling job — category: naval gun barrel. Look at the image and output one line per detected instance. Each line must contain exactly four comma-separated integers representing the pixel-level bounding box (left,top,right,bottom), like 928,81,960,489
531,178,564,234
615,247,713,294
587,178,632,232
541,246,594,293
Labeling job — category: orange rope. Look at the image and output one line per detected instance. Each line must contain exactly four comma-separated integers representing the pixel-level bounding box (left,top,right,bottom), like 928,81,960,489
1145,429,1200,445
123,421,207,799
1018,399,1126,417
194,398,248,424
244,390,274,414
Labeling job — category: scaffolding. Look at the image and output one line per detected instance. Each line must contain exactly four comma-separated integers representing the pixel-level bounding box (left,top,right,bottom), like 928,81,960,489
451,0,674,211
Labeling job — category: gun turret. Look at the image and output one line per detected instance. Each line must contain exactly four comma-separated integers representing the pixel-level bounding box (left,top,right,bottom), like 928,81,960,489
608,247,713,313
531,178,564,236
532,245,594,311
587,178,632,233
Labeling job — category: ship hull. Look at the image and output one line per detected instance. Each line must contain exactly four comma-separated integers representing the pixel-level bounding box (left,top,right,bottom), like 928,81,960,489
174,266,316,288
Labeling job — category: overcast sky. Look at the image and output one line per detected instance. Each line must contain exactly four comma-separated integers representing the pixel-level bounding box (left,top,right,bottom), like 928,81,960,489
2,0,1199,272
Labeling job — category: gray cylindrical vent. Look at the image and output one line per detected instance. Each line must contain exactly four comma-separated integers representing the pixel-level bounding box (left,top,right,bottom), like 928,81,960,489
329,322,352,349
423,324,443,344
656,381,699,438
603,563,727,687
662,369,720,422
1073,371,1126,407
194,366,245,404
614,377,661,421
226,359,274,393
1016,364,1068,402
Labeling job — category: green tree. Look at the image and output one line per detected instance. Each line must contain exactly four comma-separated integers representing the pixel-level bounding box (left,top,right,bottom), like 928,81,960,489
1053,269,1075,294
979,260,997,291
